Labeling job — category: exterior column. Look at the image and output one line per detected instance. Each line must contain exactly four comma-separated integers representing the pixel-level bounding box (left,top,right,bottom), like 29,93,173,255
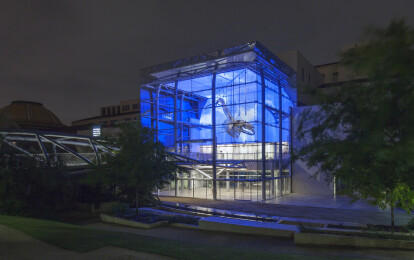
149,90,155,129
180,94,184,154
175,172,178,196
155,85,160,141
271,163,275,196
189,171,193,190
212,65,218,200
289,106,293,193
260,69,266,201
278,80,283,196
173,78,179,153
226,171,230,191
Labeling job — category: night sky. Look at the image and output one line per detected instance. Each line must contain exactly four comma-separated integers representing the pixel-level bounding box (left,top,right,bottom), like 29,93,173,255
1,0,414,125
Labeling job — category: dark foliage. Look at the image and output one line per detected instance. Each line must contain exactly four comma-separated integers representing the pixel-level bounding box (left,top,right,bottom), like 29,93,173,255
295,19,414,228
84,122,178,213
0,136,75,217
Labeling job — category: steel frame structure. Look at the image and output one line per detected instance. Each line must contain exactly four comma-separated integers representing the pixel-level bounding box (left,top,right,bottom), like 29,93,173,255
0,130,114,171
140,41,296,201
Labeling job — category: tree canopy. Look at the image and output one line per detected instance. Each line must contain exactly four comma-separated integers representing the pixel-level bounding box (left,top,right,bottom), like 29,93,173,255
295,19,414,227
86,122,177,213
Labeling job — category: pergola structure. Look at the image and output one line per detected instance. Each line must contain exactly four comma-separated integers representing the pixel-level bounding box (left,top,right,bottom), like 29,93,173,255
0,129,114,171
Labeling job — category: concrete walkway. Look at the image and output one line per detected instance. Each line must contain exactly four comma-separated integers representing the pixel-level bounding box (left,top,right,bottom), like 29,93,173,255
88,222,414,260
0,225,173,260
2,219,412,259
160,196,413,225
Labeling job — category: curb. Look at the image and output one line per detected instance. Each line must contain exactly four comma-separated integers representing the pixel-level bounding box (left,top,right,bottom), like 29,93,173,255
294,232,414,250
100,214,168,229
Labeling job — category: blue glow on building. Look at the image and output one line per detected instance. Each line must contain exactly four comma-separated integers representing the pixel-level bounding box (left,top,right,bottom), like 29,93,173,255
139,42,296,201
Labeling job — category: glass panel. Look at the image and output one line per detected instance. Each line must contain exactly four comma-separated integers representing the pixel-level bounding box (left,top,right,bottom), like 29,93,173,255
142,54,296,201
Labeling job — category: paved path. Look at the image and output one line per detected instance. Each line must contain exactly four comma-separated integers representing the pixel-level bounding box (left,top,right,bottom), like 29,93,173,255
88,222,414,260
160,196,413,225
0,225,173,260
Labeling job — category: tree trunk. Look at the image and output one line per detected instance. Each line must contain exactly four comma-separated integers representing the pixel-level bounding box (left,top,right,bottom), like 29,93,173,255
135,188,139,216
391,205,395,233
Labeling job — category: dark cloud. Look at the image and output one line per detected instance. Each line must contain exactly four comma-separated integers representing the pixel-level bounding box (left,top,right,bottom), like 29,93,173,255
1,0,414,124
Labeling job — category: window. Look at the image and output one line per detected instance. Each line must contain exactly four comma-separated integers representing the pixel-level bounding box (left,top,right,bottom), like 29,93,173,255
110,120,118,125
322,74,325,85
132,103,138,110
122,105,130,112
333,72,339,83
308,73,311,85
124,118,131,122
92,125,101,137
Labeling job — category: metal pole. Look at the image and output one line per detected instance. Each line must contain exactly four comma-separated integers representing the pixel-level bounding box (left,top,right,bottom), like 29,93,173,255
226,171,230,191
174,77,179,153
206,180,208,199
212,65,218,200
150,91,154,129
155,85,160,141
278,80,283,196
289,106,293,193
250,180,252,201
175,171,178,196
219,179,221,199
89,139,101,166
260,69,266,201
35,134,50,165
180,94,184,154
234,180,236,200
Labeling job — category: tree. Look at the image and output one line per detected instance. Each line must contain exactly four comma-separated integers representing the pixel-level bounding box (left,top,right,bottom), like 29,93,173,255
0,134,74,217
86,122,177,215
295,19,414,229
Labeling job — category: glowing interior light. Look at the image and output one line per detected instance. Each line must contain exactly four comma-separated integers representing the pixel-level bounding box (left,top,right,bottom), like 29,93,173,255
92,125,101,137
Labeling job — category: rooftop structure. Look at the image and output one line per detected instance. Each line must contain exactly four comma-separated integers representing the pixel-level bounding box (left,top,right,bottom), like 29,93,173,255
0,101,65,131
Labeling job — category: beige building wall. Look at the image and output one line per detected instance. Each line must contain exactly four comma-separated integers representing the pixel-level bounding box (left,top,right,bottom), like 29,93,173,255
291,106,334,195
277,49,323,105
316,43,365,85
72,98,140,136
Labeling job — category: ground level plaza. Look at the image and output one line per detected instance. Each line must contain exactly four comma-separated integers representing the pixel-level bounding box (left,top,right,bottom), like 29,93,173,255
159,195,412,226
159,178,291,202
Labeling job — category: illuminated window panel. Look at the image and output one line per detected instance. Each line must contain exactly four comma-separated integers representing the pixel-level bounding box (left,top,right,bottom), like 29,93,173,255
139,42,296,201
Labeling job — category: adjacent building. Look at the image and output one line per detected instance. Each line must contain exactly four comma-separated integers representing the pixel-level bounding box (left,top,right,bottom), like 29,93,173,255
71,98,140,136
0,101,67,131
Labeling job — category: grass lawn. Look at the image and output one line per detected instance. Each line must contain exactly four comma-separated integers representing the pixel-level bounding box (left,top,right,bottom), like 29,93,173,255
0,215,354,260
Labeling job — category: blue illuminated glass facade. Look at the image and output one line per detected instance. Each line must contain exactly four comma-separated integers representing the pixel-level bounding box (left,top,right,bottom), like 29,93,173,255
139,42,296,201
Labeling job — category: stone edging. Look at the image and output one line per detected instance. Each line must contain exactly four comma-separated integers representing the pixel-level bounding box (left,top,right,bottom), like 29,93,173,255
169,223,200,229
100,214,168,229
101,213,414,250
294,232,414,250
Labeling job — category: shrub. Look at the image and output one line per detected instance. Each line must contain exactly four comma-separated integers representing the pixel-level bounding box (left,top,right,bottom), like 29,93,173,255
0,158,75,217
407,217,414,231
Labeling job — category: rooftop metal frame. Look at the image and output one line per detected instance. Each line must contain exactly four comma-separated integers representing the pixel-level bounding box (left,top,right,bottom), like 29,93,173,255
0,129,115,171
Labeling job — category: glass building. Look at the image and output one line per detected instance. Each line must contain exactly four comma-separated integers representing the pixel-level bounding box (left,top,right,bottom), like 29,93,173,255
139,42,296,201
